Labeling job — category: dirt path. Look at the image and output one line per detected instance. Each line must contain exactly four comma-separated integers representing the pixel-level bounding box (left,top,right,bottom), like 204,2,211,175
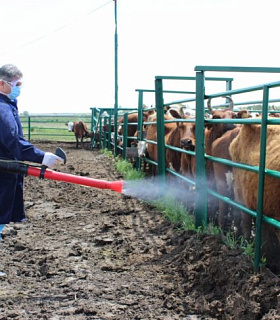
0,142,280,320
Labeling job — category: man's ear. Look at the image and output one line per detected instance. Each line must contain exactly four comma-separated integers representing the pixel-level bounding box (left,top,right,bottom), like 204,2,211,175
0,80,5,90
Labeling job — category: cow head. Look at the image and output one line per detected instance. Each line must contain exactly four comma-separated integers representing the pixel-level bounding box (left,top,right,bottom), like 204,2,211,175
86,131,95,138
117,123,123,136
67,122,74,132
179,123,196,151
250,112,261,118
205,97,236,135
137,140,148,158
111,132,122,146
168,108,196,151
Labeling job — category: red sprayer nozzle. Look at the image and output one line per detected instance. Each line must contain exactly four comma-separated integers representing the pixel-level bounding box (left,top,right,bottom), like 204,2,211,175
105,180,123,193
27,167,123,193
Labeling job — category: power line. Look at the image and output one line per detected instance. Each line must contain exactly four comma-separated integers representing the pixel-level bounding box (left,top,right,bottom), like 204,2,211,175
0,0,113,57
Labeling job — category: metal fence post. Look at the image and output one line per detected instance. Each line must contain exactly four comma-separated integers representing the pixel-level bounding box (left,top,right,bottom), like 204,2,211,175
254,85,269,271
99,115,103,148
103,117,107,148
122,113,128,160
28,116,31,141
195,71,207,228
136,90,144,170
108,114,112,150
155,77,166,182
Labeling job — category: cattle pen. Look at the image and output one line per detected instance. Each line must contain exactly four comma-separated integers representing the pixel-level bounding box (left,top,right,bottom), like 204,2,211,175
91,65,280,274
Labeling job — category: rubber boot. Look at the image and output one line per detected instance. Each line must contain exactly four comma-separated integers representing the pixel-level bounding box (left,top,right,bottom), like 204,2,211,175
0,224,5,241
0,224,6,277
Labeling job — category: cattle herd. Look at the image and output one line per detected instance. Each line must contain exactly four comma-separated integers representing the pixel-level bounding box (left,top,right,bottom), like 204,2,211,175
68,105,280,272
112,102,280,272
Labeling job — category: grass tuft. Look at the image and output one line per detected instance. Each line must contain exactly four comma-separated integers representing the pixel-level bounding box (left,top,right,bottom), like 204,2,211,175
151,196,195,230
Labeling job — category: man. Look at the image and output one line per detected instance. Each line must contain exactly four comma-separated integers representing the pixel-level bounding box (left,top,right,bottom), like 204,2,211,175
0,64,63,275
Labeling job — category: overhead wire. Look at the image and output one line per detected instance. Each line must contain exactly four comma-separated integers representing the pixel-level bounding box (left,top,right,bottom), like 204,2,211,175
0,0,113,57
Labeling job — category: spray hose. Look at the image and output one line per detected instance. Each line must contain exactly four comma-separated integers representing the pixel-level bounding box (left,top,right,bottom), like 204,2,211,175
0,148,123,193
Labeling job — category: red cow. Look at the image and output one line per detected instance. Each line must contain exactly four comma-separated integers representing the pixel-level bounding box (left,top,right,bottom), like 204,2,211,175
211,127,241,230
139,107,194,176
68,121,94,149
210,110,252,230
204,97,237,223
165,109,196,176
229,112,280,273
118,110,155,147
140,112,176,175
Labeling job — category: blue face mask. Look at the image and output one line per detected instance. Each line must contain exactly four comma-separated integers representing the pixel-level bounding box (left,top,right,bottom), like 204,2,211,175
8,85,21,100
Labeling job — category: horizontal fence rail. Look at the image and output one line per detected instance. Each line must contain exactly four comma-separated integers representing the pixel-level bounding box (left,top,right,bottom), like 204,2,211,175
20,114,92,142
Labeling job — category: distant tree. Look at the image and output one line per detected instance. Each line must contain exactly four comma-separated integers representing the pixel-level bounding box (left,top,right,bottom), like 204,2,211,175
21,111,29,116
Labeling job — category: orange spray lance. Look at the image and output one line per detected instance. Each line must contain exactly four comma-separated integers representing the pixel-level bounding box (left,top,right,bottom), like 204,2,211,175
0,148,123,193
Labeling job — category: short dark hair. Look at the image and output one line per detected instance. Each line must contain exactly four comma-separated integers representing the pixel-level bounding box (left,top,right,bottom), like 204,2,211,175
0,64,23,81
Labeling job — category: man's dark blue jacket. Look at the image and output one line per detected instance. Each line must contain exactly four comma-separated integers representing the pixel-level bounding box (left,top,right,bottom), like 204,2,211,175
0,93,44,224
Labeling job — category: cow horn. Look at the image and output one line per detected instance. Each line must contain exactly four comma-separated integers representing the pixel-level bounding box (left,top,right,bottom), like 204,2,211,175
222,96,234,110
179,106,186,118
207,98,213,114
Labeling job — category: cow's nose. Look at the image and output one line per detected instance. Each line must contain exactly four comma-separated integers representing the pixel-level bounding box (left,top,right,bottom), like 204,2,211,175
181,139,192,147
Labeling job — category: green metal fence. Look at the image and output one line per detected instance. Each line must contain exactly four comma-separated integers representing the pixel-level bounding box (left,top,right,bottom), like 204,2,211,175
194,66,280,271
20,114,92,142
94,66,280,272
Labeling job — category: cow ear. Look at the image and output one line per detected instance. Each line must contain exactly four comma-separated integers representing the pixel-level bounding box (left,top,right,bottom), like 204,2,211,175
164,105,171,113
236,110,250,118
144,110,155,119
169,109,181,119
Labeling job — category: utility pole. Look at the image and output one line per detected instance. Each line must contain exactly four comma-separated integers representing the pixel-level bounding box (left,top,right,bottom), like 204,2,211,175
113,0,118,156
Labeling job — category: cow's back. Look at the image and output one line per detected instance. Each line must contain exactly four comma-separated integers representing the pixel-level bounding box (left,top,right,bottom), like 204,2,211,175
230,124,280,215
74,121,88,138
230,123,280,273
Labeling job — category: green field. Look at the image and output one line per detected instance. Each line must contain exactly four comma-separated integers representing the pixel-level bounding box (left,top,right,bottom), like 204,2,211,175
20,114,92,142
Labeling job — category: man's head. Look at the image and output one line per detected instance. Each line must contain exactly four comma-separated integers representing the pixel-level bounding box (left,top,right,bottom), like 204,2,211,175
0,64,23,99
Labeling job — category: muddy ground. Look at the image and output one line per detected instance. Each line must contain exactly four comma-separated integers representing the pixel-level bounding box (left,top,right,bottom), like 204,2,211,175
0,141,280,320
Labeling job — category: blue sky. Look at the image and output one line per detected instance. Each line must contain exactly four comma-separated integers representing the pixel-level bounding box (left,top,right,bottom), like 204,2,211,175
1,0,279,113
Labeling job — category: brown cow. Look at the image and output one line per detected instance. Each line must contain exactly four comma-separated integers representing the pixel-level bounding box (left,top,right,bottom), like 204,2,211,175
118,110,155,147
68,121,94,149
165,109,196,175
140,112,176,175
140,108,195,176
210,110,252,231
211,127,241,230
202,97,237,222
269,112,280,118
229,113,280,272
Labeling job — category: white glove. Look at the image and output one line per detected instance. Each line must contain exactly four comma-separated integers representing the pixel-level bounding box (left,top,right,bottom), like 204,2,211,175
42,152,64,169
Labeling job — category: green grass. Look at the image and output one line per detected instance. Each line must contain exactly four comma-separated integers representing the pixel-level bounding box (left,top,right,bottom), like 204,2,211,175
102,148,195,230
101,148,114,159
101,149,145,180
19,114,92,142
223,232,239,249
115,157,145,180
151,196,195,230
